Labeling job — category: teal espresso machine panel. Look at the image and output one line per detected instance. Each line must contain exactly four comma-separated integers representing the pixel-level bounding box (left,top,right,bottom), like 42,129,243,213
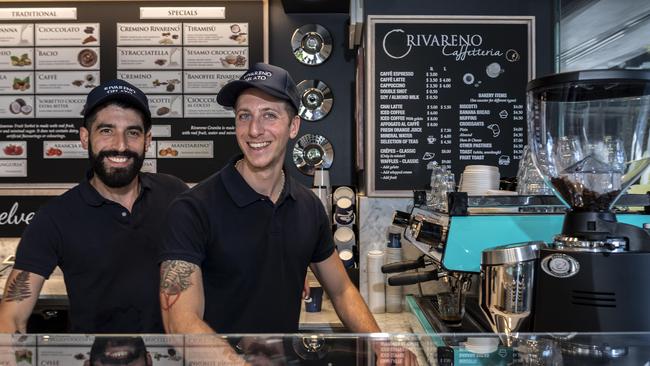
442,213,650,273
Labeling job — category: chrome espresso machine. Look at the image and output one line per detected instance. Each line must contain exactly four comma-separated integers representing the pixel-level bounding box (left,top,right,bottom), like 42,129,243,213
387,70,650,363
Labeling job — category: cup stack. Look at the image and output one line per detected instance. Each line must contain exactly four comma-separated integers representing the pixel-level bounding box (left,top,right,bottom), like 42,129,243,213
312,168,331,218
459,165,500,195
334,226,355,252
333,186,355,227
367,250,386,313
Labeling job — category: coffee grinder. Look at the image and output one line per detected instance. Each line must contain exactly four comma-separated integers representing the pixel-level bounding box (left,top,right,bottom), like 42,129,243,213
527,69,650,332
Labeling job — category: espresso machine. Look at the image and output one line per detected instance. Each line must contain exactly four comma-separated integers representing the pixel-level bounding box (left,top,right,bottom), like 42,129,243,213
390,70,650,364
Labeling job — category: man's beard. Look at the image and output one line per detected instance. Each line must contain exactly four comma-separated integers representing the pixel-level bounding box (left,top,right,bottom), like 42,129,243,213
88,142,145,188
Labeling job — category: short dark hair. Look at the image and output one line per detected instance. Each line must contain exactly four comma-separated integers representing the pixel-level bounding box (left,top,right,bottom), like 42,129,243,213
284,101,298,121
84,100,150,132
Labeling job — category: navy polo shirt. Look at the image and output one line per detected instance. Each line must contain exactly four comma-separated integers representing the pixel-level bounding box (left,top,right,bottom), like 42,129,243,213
160,155,335,333
14,172,187,333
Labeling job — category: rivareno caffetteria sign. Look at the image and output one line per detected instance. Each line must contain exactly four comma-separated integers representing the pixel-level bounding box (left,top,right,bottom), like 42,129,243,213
366,16,534,197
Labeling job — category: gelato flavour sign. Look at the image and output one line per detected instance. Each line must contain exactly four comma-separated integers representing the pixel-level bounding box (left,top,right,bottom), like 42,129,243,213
368,16,533,195
117,23,182,46
157,141,213,158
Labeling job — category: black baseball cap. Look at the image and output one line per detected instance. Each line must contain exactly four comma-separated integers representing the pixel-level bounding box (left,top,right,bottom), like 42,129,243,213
217,62,301,112
83,79,152,130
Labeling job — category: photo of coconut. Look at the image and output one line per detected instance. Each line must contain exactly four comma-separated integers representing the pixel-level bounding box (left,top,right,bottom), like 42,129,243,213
9,98,32,115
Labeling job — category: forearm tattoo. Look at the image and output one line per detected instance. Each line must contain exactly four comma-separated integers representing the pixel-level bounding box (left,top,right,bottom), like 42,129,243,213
160,260,197,310
5,271,31,302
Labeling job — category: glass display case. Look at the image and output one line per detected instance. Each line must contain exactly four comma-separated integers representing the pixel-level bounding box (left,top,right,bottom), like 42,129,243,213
1,331,650,365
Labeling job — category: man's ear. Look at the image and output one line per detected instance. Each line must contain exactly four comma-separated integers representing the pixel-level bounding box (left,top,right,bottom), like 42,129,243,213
144,130,152,153
289,115,301,139
80,126,89,150
146,352,153,366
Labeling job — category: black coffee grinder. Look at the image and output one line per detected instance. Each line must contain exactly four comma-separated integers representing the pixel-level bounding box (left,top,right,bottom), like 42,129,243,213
527,69,650,332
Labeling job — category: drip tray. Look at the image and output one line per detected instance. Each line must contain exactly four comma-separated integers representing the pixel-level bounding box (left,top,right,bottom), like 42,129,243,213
414,295,490,336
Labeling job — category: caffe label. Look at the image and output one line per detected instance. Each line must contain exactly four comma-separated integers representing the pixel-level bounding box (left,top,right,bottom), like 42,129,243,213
35,71,99,94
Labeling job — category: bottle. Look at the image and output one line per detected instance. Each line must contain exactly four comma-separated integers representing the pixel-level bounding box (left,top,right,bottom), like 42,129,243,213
385,228,403,313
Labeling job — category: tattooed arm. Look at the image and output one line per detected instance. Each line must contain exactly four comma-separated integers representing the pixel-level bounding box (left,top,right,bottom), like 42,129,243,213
0,269,45,333
159,260,214,334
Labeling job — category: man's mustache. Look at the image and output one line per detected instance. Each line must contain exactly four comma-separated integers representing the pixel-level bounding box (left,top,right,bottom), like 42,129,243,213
96,150,140,161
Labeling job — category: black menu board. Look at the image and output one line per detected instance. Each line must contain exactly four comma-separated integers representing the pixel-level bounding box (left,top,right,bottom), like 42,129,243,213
366,16,534,196
0,1,265,186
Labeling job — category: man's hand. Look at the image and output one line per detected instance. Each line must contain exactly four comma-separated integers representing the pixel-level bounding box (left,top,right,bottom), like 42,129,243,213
301,277,310,301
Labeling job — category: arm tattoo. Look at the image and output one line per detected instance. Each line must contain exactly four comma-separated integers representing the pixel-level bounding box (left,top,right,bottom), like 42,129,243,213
5,271,31,302
160,260,197,310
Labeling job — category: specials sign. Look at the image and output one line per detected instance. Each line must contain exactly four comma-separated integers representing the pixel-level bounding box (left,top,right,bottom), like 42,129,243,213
366,16,534,196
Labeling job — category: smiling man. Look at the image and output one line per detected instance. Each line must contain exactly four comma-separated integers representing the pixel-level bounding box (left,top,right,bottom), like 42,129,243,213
158,63,381,336
0,80,187,333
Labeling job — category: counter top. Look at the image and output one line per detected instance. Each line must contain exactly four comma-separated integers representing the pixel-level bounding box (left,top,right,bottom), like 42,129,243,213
299,297,416,333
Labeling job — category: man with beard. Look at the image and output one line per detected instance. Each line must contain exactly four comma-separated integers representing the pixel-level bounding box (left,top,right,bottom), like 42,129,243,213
0,80,187,333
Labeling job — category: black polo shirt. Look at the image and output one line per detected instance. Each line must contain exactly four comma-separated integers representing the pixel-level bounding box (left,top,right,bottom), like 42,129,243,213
159,155,335,333
14,172,187,333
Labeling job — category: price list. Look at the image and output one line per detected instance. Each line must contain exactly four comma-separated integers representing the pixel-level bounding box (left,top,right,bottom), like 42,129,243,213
368,17,533,195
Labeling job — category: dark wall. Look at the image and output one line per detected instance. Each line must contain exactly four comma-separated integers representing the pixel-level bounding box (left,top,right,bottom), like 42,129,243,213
269,0,356,188
269,0,556,188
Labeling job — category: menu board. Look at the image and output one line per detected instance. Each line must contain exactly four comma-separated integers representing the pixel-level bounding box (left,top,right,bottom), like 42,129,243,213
0,1,265,185
366,16,534,196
